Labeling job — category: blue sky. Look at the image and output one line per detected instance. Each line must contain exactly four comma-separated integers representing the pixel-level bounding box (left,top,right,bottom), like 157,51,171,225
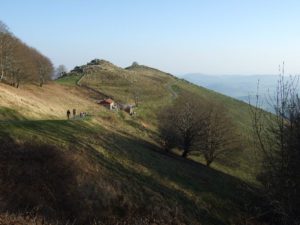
1,0,300,75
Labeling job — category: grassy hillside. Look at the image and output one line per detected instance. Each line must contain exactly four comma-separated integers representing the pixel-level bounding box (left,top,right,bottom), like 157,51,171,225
0,61,262,225
74,61,256,182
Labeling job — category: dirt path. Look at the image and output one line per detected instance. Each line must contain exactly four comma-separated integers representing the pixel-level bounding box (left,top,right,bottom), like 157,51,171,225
165,81,178,99
77,72,178,103
76,73,110,99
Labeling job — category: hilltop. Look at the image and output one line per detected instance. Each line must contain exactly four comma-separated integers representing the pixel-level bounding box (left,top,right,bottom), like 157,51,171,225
0,59,260,225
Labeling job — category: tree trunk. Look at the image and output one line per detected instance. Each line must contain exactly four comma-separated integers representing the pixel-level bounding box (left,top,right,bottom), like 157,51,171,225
182,149,188,158
0,68,3,81
205,154,213,167
206,160,212,167
40,75,44,87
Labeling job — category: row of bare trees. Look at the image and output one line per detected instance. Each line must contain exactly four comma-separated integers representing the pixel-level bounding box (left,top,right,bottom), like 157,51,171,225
0,21,53,88
158,93,239,167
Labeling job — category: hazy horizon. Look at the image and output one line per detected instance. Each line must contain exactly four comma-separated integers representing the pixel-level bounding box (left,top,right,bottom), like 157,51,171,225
1,0,300,75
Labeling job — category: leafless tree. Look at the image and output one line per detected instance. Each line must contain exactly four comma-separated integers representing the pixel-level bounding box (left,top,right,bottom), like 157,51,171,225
158,93,238,164
129,76,141,107
158,106,180,152
0,21,14,81
133,88,140,107
158,93,208,158
198,104,238,167
250,63,300,225
34,51,53,87
0,21,53,87
55,64,67,79
0,21,8,33
7,38,25,88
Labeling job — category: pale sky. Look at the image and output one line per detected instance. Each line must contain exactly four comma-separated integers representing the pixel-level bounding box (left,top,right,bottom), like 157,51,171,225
1,0,300,75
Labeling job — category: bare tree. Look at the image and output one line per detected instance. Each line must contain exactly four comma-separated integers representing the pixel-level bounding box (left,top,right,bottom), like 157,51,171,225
197,104,238,167
132,88,140,107
6,37,25,87
129,76,141,107
55,64,67,79
158,106,179,152
158,92,238,164
34,52,53,87
158,93,207,158
250,63,300,225
0,21,54,87
0,21,14,81
0,21,8,33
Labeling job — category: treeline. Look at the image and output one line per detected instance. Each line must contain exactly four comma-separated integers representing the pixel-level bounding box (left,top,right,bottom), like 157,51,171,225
0,21,53,88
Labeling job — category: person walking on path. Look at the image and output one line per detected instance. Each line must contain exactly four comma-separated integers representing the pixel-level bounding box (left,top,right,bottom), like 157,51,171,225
67,110,71,120
73,108,76,118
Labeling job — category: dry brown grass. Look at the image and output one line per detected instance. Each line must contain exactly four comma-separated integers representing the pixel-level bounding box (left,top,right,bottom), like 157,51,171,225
0,82,105,120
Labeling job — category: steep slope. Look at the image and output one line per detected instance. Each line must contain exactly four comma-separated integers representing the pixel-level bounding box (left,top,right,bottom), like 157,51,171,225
0,61,261,225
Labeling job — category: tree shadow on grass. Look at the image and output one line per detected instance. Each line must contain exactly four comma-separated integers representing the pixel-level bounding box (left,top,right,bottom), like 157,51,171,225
0,135,86,224
0,119,259,225
0,107,27,121
0,119,99,147
73,128,259,224
123,119,159,138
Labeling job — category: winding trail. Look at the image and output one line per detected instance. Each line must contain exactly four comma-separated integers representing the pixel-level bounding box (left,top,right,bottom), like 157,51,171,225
77,71,178,102
165,81,178,99
76,73,110,99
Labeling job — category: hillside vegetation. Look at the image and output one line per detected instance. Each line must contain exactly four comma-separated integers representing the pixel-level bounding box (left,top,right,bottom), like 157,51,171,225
0,59,262,225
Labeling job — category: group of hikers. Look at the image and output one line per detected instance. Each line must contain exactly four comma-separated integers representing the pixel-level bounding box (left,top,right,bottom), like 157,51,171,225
66,109,87,120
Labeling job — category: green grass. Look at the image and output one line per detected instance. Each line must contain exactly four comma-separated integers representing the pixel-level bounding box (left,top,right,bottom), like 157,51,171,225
0,107,26,121
0,117,257,225
55,74,81,86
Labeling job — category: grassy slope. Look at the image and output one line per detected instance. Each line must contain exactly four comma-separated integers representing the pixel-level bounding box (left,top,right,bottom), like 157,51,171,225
175,80,256,182
78,63,257,182
0,63,259,225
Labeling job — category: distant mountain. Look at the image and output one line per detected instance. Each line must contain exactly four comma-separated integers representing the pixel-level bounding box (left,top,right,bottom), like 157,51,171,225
182,74,279,110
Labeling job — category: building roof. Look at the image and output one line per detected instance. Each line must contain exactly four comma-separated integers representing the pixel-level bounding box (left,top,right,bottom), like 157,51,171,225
99,98,114,104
